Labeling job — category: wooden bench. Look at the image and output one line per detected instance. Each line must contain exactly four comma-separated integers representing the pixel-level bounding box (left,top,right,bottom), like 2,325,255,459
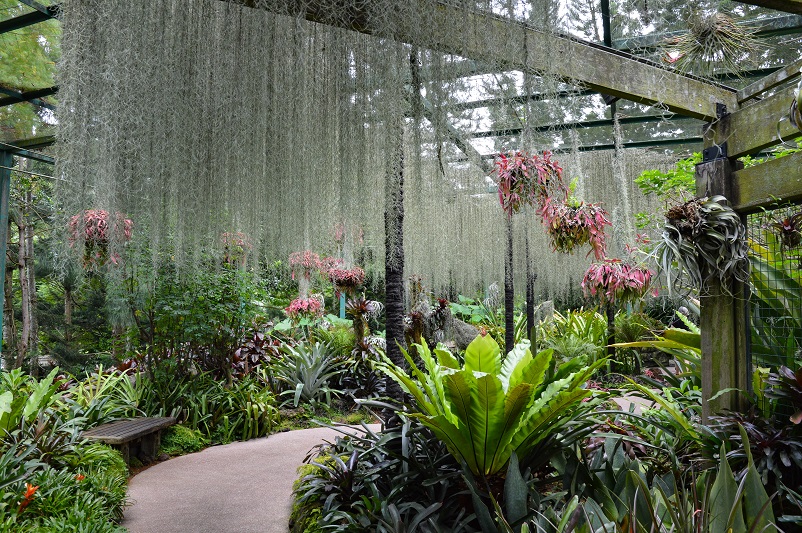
82,417,177,465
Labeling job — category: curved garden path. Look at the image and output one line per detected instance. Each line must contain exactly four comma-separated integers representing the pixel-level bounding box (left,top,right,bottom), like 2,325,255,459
122,425,380,533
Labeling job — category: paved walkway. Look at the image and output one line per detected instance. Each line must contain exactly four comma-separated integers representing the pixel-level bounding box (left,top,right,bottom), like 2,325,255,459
122,425,378,533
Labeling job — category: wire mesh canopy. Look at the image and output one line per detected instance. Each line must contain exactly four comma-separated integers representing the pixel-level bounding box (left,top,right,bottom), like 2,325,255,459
52,0,802,297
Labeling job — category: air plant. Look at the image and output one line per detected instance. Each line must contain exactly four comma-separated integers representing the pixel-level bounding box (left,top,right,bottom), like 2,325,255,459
663,11,760,78
766,365,802,425
766,211,802,249
285,295,325,321
289,250,323,281
328,266,366,297
220,231,252,266
493,150,567,217
346,297,384,343
655,195,749,295
581,258,656,305
540,197,611,260
67,209,133,269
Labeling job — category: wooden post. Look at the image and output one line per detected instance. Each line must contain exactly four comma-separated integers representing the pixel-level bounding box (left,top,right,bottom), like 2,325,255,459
695,157,750,421
0,151,11,362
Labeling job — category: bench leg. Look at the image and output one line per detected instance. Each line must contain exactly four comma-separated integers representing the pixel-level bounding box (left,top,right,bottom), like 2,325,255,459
119,442,130,465
140,432,160,463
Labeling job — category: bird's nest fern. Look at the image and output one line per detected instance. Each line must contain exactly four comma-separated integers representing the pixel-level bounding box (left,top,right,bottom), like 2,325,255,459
655,195,749,296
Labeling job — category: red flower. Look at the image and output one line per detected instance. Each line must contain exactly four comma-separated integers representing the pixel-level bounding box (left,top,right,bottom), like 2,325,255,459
75,474,86,481
18,483,38,512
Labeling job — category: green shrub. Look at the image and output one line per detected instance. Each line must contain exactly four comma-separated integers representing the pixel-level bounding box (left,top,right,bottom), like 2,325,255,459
160,424,208,456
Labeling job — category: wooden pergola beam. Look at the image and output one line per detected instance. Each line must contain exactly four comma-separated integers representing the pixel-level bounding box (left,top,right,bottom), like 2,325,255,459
736,0,802,15
706,83,801,158
230,0,738,121
729,151,802,213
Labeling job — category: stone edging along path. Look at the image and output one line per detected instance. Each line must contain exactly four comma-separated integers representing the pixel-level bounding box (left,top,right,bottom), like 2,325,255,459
122,425,379,533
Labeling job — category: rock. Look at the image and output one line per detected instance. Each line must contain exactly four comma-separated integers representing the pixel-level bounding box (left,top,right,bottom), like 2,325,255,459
452,317,479,351
157,453,170,462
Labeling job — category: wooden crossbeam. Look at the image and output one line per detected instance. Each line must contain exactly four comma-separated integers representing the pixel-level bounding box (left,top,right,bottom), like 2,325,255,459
230,0,738,121
735,0,802,15
705,84,801,158
729,151,802,213
737,58,802,103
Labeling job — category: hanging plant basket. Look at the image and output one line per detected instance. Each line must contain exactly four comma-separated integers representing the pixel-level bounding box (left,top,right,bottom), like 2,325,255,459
582,259,656,305
655,195,749,295
67,209,133,270
221,231,253,266
329,266,366,297
285,294,324,321
540,199,611,260
493,151,566,217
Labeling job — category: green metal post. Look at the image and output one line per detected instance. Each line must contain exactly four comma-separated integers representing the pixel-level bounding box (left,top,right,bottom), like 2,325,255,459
0,150,12,360
339,293,346,319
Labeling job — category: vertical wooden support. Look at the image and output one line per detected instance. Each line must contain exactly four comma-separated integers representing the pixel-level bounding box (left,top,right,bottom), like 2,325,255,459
0,151,12,360
696,158,750,421
339,293,346,319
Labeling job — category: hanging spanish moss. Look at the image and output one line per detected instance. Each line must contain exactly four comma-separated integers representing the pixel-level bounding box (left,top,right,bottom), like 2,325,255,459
55,0,675,307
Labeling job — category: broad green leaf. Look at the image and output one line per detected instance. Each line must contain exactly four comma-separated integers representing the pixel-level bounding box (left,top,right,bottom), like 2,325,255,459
486,382,534,474
504,452,529,530
464,334,501,375
738,425,776,531
709,445,746,533
23,368,59,420
662,328,701,350
499,342,531,391
435,346,460,370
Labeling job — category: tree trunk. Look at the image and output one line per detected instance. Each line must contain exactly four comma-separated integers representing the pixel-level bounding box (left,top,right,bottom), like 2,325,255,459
16,222,30,370
504,217,514,354
24,189,37,366
525,232,535,346
3,262,16,369
384,122,406,405
606,301,616,373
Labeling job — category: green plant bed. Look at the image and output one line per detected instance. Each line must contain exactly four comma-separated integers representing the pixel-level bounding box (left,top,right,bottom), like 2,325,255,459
159,425,209,457
276,403,377,432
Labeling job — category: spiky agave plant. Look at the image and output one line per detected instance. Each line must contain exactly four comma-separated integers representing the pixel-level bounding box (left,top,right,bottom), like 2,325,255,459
655,195,749,295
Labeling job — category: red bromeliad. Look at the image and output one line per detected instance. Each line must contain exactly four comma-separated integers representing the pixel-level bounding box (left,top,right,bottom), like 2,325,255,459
67,209,133,269
494,151,567,217
329,266,366,297
539,200,611,260
285,295,324,320
581,259,656,305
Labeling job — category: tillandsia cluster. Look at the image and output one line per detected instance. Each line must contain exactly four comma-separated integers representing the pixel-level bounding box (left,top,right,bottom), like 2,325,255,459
328,266,365,297
285,295,325,321
581,258,656,305
765,210,802,249
289,250,324,281
220,231,253,266
540,199,611,260
655,195,749,295
662,11,760,78
67,209,133,270
494,151,566,218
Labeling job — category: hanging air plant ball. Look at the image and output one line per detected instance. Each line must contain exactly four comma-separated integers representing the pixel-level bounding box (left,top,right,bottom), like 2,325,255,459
540,199,611,260
767,211,802,249
582,259,656,305
285,294,324,321
663,12,759,77
220,231,252,266
493,151,567,217
288,250,323,281
655,195,749,295
329,266,366,297
67,209,133,270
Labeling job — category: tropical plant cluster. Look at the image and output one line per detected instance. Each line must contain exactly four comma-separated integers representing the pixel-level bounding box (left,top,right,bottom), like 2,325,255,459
292,311,802,532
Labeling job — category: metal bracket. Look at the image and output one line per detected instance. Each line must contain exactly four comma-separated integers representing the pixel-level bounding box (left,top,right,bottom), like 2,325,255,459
702,142,728,162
